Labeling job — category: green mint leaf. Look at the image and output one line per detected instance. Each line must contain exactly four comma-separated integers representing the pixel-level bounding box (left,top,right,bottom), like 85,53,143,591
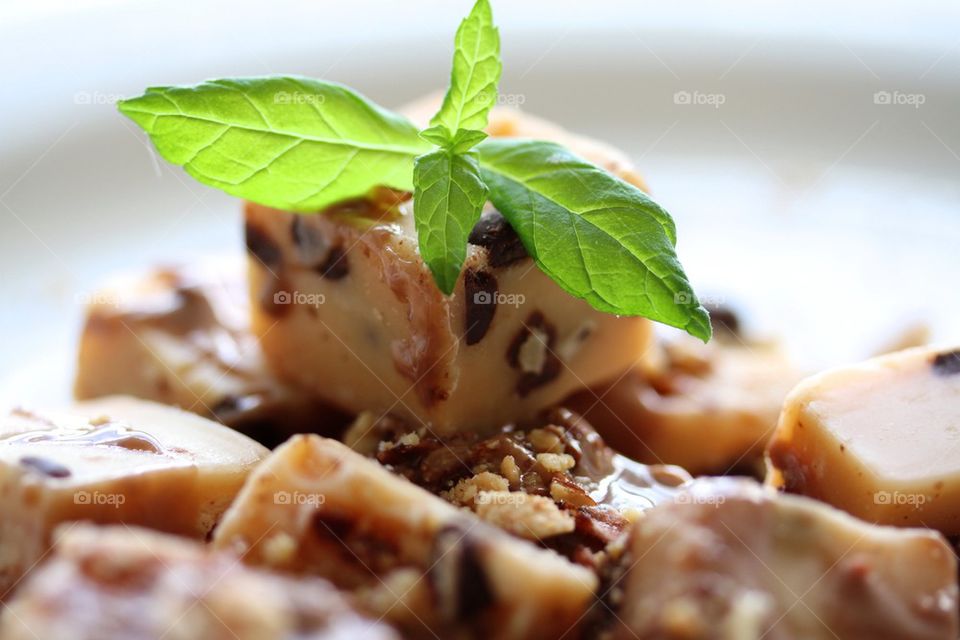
413,148,488,295
118,76,430,212
420,126,488,153
476,139,711,342
420,125,454,147
447,128,489,153
429,0,502,139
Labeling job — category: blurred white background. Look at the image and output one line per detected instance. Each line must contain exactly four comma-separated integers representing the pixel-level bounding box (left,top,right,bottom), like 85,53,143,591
2,0,959,402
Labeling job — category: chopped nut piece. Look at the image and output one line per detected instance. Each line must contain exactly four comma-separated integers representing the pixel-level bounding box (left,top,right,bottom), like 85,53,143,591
550,479,597,508
602,479,958,640
0,524,396,640
474,491,575,540
213,435,596,640
536,452,576,473
768,345,960,534
500,455,521,487
527,427,563,453
444,472,510,506
351,409,690,566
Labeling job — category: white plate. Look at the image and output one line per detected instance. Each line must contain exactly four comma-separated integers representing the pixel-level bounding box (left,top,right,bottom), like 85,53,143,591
2,0,960,407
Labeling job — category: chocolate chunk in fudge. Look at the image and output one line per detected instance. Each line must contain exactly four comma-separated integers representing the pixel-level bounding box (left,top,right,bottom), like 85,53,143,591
932,348,960,376
468,210,529,268
245,221,283,269
464,268,499,345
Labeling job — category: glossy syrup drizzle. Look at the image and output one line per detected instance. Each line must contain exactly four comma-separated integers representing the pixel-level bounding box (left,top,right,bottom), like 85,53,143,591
591,454,692,512
2,421,164,454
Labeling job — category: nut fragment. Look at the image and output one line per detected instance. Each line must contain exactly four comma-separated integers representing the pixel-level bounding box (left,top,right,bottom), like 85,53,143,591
550,479,596,508
500,455,520,488
474,492,575,540
507,312,561,396
537,452,576,473
444,472,510,506
528,428,563,454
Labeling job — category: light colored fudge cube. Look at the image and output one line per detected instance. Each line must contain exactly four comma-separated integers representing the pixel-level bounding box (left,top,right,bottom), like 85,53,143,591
245,200,651,435
0,524,398,640
603,479,958,640
0,396,267,598
568,331,802,475
768,345,960,534
74,258,348,446
213,434,597,640
243,104,655,435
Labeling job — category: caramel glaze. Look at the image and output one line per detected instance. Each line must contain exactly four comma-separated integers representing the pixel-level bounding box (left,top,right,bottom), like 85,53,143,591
3,419,164,455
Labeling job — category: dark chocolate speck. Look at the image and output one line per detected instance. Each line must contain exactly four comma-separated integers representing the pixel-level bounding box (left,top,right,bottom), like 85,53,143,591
932,349,960,376
429,524,495,622
290,216,332,267
703,301,741,338
19,456,71,478
317,246,350,280
464,269,498,346
468,210,528,268
245,222,282,269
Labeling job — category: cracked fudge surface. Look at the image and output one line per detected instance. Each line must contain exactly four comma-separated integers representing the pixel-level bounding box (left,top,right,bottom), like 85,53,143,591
0,524,398,640
244,104,655,435
767,345,960,534
74,258,350,447
599,479,958,640
213,434,597,640
0,396,267,599
346,408,690,568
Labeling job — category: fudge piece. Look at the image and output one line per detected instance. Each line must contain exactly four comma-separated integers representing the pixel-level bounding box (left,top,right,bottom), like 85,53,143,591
568,328,802,475
75,258,349,447
346,408,690,567
600,479,958,640
0,396,267,599
213,434,597,639
0,524,398,640
246,199,651,435
244,105,654,435
767,345,960,534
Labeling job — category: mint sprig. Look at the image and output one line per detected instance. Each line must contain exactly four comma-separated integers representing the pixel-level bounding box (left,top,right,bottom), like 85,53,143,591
413,0,501,294
413,149,489,294
423,0,501,144
117,0,711,341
